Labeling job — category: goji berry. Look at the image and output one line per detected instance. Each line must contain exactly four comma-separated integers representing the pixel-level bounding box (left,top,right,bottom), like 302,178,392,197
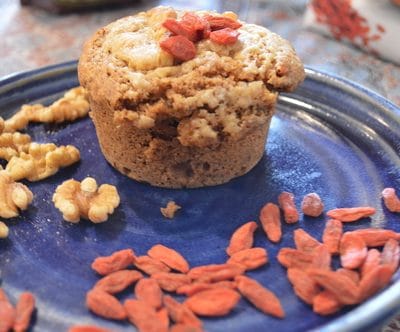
94,270,142,294
382,188,400,213
361,249,381,278
151,272,191,292
185,288,240,317
134,255,171,275
381,239,400,273
124,299,168,332
326,206,376,222
235,275,285,318
311,244,332,270
194,264,245,283
277,248,314,269
68,326,111,332
156,307,170,331
181,13,210,40
204,15,242,30
13,292,35,332
209,28,240,45
176,281,236,296
301,193,324,217
259,202,281,243
278,192,299,223
227,247,268,270
226,221,258,256
160,36,196,62
0,289,16,332
135,278,163,309
164,295,202,327
339,232,367,269
287,268,320,305
336,268,360,285
322,219,343,254
348,228,400,247
86,289,126,320
294,229,322,253
91,249,135,275
359,264,394,301
312,290,342,315
148,244,190,273
163,19,198,42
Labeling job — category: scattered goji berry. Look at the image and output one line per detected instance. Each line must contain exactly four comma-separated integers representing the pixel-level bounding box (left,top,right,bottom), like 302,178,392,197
148,244,190,273
278,192,299,223
124,299,168,332
209,28,240,45
339,232,367,269
204,15,242,30
312,290,342,315
94,270,142,294
86,289,126,320
185,288,240,317
382,188,400,213
160,36,197,62
294,229,322,253
0,288,16,332
359,264,394,301
322,219,343,254
287,268,320,305
301,193,324,217
311,244,332,270
226,221,258,256
194,264,245,283
227,247,268,270
134,255,171,275
235,275,285,318
277,248,314,269
68,326,111,332
336,268,360,285
135,278,163,309
151,272,192,292
307,268,359,305
381,239,400,273
91,249,135,275
326,207,376,222
259,202,281,243
361,249,381,278
13,292,35,332
348,228,400,247
164,295,202,328
176,281,236,296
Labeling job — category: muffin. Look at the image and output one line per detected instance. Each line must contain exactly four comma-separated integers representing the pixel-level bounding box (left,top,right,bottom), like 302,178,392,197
78,7,304,188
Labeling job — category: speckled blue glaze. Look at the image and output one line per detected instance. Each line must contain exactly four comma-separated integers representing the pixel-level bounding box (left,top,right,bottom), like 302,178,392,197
0,62,399,332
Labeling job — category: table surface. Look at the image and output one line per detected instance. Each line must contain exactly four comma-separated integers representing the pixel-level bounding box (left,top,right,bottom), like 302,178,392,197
0,0,400,331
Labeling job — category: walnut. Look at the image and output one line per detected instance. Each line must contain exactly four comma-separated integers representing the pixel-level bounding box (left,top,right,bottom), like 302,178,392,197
0,221,9,238
5,143,80,181
0,170,33,218
52,177,120,223
160,201,181,219
0,132,32,161
4,87,89,132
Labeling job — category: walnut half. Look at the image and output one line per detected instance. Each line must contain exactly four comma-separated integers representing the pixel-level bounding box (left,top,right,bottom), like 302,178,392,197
52,177,120,223
0,170,33,218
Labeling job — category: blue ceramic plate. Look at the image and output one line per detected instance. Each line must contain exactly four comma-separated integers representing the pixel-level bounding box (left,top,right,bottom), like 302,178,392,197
0,62,399,332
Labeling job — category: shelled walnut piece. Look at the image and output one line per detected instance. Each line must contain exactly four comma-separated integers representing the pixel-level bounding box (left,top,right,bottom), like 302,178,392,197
5,142,80,181
0,132,32,161
160,201,181,219
3,86,89,133
52,177,120,223
0,170,33,218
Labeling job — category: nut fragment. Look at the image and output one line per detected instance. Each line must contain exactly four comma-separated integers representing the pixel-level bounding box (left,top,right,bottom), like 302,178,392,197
52,177,120,223
5,142,80,181
0,132,32,161
4,87,89,132
0,170,33,218
160,201,181,219
0,221,9,238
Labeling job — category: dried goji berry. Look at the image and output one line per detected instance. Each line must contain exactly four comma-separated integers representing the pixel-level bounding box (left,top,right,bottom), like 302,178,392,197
156,307,170,331
151,272,191,292
259,202,281,243
348,228,400,247
163,19,198,42
160,36,196,62
188,263,238,279
312,290,342,315
0,289,16,332
148,244,190,273
94,270,142,294
13,292,35,332
176,281,236,296
135,278,163,310
381,239,400,273
226,221,258,256
294,229,322,253
134,255,171,275
194,264,245,283
382,188,400,213
326,206,376,222
277,248,314,269
278,192,299,223
124,299,168,332
339,232,367,269
209,28,240,45
301,193,324,217
361,249,381,278
336,268,360,285
164,295,202,327
235,275,285,318
287,268,320,305
185,288,240,317
227,247,268,270
181,13,210,40
311,244,332,270
68,326,112,332
322,219,343,254
86,289,126,320
359,264,394,301
91,249,135,275
204,15,242,30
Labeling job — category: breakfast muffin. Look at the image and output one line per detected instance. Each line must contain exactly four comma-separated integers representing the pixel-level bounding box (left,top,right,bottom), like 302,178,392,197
78,7,305,188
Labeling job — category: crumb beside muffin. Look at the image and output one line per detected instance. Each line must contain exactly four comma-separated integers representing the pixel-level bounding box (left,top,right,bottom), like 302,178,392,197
78,6,305,188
